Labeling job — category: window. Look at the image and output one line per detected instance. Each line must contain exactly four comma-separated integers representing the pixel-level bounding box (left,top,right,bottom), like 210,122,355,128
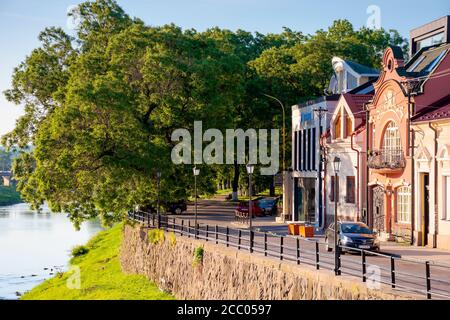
298,131,302,171
346,72,358,90
330,176,340,202
334,114,341,139
397,186,411,223
344,112,353,139
312,127,316,171
444,177,450,221
416,32,445,52
302,130,307,171
294,131,298,171
307,128,311,170
382,121,402,161
346,176,356,204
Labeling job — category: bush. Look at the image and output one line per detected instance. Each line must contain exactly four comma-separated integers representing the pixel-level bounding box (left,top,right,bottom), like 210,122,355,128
71,245,89,258
192,246,204,267
168,232,177,247
148,229,165,245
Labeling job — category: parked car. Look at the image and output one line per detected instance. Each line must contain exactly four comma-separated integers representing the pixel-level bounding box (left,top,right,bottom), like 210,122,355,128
257,198,279,216
138,200,187,215
234,200,264,218
325,222,380,253
166,200,187,214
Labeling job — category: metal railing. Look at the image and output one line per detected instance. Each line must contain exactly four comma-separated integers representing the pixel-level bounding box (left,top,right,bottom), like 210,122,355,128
128,210,450,300
368,149,406,170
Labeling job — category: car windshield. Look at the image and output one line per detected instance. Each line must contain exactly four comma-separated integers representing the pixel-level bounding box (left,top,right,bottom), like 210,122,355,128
340,223,372,234
259,200,275,205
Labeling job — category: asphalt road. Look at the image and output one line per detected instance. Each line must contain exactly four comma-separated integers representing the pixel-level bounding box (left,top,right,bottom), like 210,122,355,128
163,199,450,300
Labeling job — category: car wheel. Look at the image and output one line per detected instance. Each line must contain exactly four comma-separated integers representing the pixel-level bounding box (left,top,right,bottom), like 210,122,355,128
325,238,332,252
175,207,182,215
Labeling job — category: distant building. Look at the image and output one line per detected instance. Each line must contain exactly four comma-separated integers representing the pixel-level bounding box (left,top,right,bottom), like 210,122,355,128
0,171,12,187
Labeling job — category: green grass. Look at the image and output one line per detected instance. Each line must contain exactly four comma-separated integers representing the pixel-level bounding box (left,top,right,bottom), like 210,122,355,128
21,223,174,300
0,185,22,206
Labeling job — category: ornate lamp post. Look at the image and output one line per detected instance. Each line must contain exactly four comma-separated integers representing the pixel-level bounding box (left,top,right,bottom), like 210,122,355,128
193,166,200,238
246,164,255,253
333,156,341,275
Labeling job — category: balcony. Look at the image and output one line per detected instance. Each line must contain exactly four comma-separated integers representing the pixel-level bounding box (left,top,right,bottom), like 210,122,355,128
368,149,406,173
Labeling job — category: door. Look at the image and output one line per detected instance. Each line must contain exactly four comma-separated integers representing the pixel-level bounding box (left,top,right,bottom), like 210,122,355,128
372,186,385,232
422,173,430,246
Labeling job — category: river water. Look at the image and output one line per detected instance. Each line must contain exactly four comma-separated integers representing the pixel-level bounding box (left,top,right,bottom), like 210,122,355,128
0,203,102,300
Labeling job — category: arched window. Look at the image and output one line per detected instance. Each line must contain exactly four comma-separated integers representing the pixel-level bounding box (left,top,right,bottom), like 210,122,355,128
397,186,411,223
382,121,402,161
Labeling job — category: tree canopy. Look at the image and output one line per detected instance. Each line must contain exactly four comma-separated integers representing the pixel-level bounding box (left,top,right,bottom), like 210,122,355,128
2,0,407,227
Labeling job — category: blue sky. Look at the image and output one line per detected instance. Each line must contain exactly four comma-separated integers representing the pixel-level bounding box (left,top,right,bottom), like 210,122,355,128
0,0,449,137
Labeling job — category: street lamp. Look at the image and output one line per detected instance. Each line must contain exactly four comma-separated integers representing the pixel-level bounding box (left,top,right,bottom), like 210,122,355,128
156,171,161,229
246,164,255,253
263,94,285,172
193,166,200,238
333,156,341,276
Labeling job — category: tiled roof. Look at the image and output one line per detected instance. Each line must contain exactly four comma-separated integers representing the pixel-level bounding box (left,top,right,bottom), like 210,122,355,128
348,79,377,94
342,94,373,119
346,60,379,75
412,96,450,122
390,45,405,60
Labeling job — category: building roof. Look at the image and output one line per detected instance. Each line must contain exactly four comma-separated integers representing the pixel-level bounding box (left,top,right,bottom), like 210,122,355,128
412,95,450,122
348,79,376,94
345,60,379,76
342,94,373,119
389,45,405,60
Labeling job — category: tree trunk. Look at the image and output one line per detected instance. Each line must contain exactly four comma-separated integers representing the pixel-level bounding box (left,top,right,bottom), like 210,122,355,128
232,160,239,201
269,176,275,197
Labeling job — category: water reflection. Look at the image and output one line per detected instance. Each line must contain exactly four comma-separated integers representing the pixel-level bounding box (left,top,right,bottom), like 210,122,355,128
0,203,102,300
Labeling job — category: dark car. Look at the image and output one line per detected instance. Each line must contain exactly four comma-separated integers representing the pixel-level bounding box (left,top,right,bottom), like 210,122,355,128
166,200,187,215
138,200,187,215
325,222,380,253
257,198,279,216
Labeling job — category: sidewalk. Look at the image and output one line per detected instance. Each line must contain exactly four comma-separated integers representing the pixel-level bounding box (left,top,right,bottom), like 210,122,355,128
252,218,450,264
379,242,450,264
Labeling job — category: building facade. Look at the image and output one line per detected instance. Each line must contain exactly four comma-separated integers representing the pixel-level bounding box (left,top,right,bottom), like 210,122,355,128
367,41,450,243
326,94,372,225
410,43,450,249
291,58,378,229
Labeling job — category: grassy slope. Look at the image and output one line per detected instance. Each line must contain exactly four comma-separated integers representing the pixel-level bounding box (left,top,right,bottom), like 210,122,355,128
0,185,22,206
21,223,174,300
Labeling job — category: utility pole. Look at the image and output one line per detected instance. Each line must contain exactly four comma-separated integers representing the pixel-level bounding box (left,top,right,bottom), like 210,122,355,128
401,80,419,246
314,107,327,229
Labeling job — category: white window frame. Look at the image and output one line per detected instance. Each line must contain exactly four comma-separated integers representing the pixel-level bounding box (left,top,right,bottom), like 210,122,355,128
397,186,411,224
444,176,450,221
382,121,402,162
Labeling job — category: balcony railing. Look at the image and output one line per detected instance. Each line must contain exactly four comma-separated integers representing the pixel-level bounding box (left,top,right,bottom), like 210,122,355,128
368,149,406,170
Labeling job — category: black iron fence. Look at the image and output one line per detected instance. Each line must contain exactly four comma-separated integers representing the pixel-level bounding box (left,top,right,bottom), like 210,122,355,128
368,149,406,170
128,210,450,300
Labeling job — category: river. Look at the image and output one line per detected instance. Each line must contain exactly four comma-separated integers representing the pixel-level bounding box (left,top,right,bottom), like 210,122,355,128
0,203,102,300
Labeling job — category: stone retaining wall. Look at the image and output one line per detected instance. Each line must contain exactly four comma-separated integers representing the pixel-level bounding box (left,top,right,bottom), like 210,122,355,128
120,224,417,300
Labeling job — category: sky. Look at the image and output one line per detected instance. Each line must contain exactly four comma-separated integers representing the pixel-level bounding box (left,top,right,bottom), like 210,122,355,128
0,0,449,137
